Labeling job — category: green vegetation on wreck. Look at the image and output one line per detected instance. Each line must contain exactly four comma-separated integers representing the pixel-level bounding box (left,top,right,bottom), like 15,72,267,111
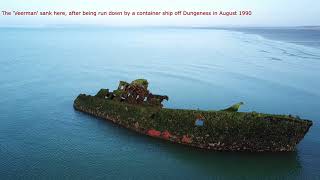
73,79,313,152
222,102,244,112
95,79,168,107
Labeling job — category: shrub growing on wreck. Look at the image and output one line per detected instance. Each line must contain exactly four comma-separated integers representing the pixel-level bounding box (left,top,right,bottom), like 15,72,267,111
95,89,110,99
131,79,149,89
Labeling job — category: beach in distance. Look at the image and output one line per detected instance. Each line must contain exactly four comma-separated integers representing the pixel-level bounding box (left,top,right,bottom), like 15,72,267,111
0,26,319,179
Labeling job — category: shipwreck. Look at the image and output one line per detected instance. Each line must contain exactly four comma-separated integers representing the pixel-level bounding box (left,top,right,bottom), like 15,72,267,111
73,79,312,152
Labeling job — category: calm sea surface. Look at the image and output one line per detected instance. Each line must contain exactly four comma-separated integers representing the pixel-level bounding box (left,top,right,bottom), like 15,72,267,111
0,27,319,179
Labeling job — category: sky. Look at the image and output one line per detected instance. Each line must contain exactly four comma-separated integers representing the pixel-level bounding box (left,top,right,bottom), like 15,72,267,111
0,0,319,27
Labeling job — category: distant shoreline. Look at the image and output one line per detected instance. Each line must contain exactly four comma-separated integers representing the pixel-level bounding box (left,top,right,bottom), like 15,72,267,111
206,27,320,48
1,25,319,48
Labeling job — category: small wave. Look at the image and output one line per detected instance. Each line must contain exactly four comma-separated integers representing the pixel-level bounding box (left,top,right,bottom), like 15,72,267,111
269,57,282,61
259,50,270,53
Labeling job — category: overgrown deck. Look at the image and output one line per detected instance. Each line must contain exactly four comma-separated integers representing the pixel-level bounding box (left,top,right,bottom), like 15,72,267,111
74,94,312,152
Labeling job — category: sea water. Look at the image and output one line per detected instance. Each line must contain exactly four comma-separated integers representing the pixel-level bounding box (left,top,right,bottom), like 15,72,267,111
0,27,319,179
